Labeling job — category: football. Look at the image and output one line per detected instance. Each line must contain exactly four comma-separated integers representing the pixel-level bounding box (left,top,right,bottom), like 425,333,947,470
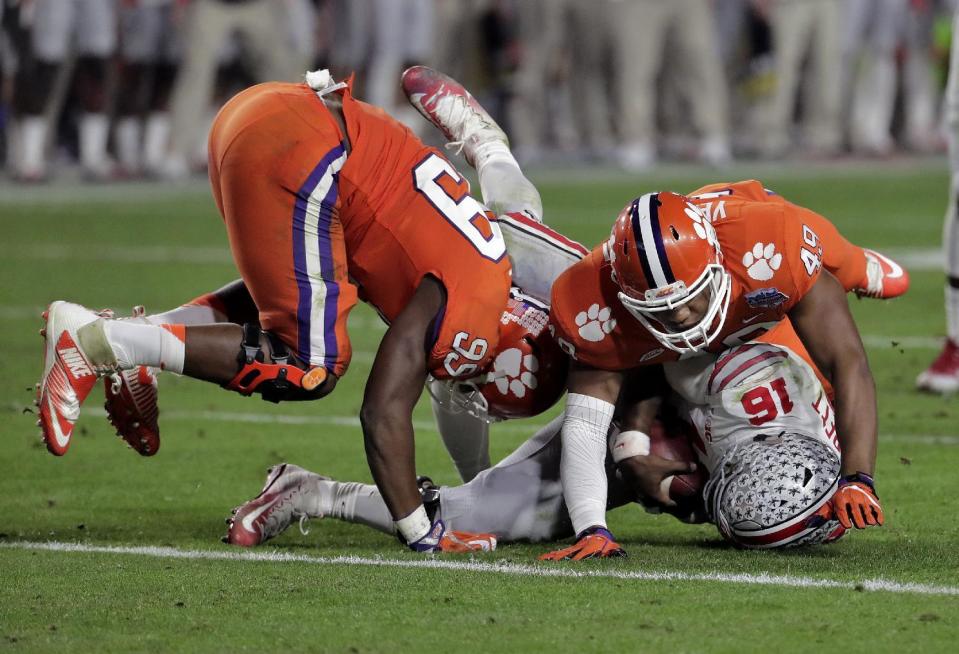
647,418,708,507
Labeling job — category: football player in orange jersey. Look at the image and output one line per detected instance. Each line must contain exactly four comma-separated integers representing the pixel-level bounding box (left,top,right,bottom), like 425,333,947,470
541,182,898,560
35,68,553,553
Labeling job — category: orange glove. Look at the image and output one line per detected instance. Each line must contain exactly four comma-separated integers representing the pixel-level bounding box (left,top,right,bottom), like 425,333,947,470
439,530,497,553
539,528,626,561
810,473,884,530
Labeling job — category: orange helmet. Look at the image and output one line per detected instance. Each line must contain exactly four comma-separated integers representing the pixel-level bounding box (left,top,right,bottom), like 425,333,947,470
606,192,731,353
428,291,568,423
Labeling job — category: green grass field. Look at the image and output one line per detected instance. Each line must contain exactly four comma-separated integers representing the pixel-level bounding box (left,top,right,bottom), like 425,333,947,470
2,161,958,652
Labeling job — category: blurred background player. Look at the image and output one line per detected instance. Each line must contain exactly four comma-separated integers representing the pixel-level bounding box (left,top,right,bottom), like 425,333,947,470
917,5,959,394
12,0,116,180
114,0,183,178
4,0,955,180
160,0,307,178
758,0,842,158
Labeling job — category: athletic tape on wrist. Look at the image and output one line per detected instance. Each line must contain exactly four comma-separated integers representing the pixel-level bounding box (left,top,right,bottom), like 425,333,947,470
394,505,431,544
608,429,651,463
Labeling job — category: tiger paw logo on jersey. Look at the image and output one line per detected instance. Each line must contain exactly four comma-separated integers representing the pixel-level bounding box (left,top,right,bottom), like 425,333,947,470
743,242,783,281
683,202,718,248
491,348,538,398
575,304,617,342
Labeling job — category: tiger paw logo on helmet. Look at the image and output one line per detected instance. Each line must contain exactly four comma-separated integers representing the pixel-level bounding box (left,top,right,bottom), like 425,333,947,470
575,304,617,342
683,202,718,247
743,242,782,281
491,348,538,398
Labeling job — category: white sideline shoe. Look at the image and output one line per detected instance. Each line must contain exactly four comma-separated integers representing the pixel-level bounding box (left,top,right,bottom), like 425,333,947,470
916,338,959,394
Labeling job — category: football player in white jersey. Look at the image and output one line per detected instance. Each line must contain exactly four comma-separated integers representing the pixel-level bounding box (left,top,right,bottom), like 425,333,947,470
222,341,854,552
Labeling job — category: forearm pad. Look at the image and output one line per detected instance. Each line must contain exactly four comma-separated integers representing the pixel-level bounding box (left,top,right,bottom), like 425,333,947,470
561,393,616,535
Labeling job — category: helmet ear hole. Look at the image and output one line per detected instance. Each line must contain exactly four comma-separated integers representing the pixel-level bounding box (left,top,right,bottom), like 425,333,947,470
670,225,680,240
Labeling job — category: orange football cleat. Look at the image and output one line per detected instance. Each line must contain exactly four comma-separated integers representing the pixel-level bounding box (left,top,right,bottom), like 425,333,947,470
855,249,909,299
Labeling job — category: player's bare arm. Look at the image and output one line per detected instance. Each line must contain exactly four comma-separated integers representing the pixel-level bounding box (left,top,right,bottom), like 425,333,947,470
360,276,444,527
790,270,876,475
790,270,884,529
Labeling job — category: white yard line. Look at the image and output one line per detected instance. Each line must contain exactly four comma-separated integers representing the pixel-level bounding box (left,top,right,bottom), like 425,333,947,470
1,540,956,596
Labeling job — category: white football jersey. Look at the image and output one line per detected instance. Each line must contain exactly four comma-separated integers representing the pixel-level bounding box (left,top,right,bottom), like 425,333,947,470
664,343,840,473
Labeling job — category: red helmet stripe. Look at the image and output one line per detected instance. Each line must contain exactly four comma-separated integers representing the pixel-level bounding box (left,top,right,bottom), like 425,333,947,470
708,348,789,395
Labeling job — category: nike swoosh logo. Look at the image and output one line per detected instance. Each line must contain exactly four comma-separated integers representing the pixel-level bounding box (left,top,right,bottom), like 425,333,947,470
872,251,904,279
241,495,282,533
46,394,71,448
741,314,763,324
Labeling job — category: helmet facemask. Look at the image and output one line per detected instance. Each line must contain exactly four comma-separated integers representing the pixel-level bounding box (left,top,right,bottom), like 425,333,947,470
608,192,732,355
426,374,502,424
618,263,731,353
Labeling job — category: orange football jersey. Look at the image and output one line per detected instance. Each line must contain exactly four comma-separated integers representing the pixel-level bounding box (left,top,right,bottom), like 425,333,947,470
549,180,825,370
208,81,512,380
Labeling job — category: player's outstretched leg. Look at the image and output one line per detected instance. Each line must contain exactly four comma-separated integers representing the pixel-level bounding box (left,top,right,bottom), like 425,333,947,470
401,65,544,221
401,65,509,168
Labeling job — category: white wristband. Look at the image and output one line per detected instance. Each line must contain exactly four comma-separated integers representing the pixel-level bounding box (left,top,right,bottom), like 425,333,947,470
609,429,651,463
394,505,431,543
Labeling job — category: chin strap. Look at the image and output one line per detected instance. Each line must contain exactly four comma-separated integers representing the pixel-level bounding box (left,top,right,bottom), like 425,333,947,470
223,324,329,403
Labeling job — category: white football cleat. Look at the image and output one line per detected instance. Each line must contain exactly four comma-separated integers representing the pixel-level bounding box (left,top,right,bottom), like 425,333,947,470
226,464,331,547
916,338,959,394
401,65,508,167
37,301,119,455
104,306,161,456
856,249,910,299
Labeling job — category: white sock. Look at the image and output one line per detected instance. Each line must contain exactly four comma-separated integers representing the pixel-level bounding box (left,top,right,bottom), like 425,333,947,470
103,321,185,374
143,112,170,173
947,286,959,343
477,158,544,221
310,480,394,535
115,117,142,171
19,115,47,176
144,303,226,326
79,113,110,171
